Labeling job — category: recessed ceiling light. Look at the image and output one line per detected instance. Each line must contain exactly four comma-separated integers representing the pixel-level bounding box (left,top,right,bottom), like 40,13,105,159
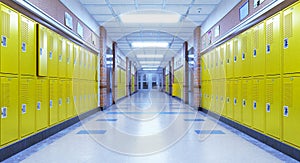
140,61,161,64
137,54,164,58
131,42,169,48
120,13,180,23
143,68,157,71
141,65,159,68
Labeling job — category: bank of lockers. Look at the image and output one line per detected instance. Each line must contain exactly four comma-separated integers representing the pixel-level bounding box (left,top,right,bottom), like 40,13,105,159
266,76,281,139
47,30,58,77
265,13,281,75
66,41,74,78
58,36,67,78
58,79,66,121
0,5,19,74
251,22,266,76
233,79,242,122
283,2,300,74
35,77,49,131
241,78,252,127
283,76,300,148
0,75,19,145
252,77,265,132
49,79,58,125
37,24,48,76
20,77,35,137
20,15,36,76
226,39,234,79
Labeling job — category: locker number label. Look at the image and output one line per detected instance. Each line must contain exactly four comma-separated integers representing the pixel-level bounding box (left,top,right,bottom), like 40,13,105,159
284,38,289,49
40,48,43,56
284,106,289,117
22,104,27,114
242,53,245,60
234,98,237,105
37,101,41,110
266,44,271,53
266,103,270,112
49,51,53,60
50,100,53,108
1,35,7,47
253,101,257,110
253,49,257,57
22,42,26,52
1,107,7,118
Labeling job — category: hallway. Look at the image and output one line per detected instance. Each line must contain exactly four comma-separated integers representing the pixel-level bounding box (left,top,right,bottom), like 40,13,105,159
4,91,296,163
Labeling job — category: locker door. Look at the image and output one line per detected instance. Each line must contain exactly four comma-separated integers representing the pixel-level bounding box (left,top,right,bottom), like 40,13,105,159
80,48,85,79
47,30,58,77
215,47,220,79
265,13,281,75
0,5,18,74
226,80,234,119
251,22,266,76
233,37,241,78
252,78,266,132
240,31,252,77
20,77,35,137
66,80,74,118
20,15,36,76
212,80,218,113
242,78,252,127
283,76,300,148
73,45,80,79
66,41,74,79
233,79,242,122
219,44,226,79
219,79,226,115
201,55,206,81
201,81,206,109
266,77,281,138
37,25,48,76
58,79,66,121
73,80,80,115
36,77,49,131
0,76,19,145
49,79,58,125
209,51,215,80
58,36,66,78
226,40,234,79
207,80,212,110
283,3,300,74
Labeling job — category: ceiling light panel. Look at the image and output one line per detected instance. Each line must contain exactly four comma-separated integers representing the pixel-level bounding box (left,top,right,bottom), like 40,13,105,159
120,13,180,23
131,42,169,48
137,0,163,4
137,54,164,58
165,0,193,4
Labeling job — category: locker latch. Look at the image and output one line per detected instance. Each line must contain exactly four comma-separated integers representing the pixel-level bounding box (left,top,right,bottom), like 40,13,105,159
266,44,271,53
242,53,245,60
1,107,7,118
266,103,270,112
50,100,53,108
242,99,246,107
227,97,230,103
40,48,43,56
284,38,289,49
234,56,237,62
227,59,230,64
67,97,70,104
253,49,257,57
49,51,53,59
283,106,289,117
21,104,26,114
1,35,7,47
59,98,62,105
59,54,62,61
22,42,26,52
234,98,237,105
37,101,41,111
253,101,257,110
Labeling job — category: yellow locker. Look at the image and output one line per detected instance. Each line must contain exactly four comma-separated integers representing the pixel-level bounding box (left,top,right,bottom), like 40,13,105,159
219,44,226,79
94,81,98,108
37,24,48,76
211,80,218,112
283,76,300,148
49,79,58,125
87,52,92,80
226,39,234,79
73,79,80,115
19,15,36,76
0,5,18,74
20,77,35,137
240,31,252,77
251,22,266,76
66,41,74,79
219,79,226,115
210,50,216,80
47,30,58,77
265,13,281,75
283,3,300,74
80,48,85,79
66,80,74,118
206,80,212,110
266,76,281,139
58,79,66,121
73,44,80,79
252,77,265,132
58,36,66,78
241,78,252,127
132,75,135,93
201,80,206,108
215,47,220,79
36,77,49,131
201,55,206,81
0,75,19,145
233,37,241,78
233,79,242,122
226,80,234,119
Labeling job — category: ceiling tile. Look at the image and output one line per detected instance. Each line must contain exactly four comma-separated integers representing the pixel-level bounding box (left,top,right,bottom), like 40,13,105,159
85,5,111,14
193,0,221,5
138,4,162,10
79,0,107,5
137,0,163,4
165,5,189,15
187,14,208,22
109,0,135,4
165,0,192,5
93,15,114,22
189,4,217,15
111,5,136,15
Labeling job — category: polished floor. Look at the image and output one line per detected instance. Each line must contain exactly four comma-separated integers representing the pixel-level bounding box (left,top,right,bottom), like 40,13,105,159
4,90,298,163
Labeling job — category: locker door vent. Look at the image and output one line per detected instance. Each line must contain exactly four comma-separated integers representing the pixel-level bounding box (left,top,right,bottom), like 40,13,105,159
2,11,10,38
284,83,293,107
284,12,293,38
266,22,274,44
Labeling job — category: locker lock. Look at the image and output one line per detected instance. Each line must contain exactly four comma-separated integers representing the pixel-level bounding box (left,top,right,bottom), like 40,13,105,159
21,104,27,114
234,98,237,105
283,106,289,117
253,49,257,57
1,107,7,118
266,44,271,53
37,101,41,111
234,56,237,62
50,100,53,108
1,36,7,47
253,101,257,110
242,99,246,107
22,42,26,52
284,38,289,49
242,53,245,60
266,103,270,112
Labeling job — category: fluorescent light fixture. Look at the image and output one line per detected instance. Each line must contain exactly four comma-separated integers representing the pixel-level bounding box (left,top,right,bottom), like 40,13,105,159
188,54,194,58
141,65,159,68
137,54,164,58
120,13,180,23
140,61,161,64
131,42,169,48
106,54,113,58
143,68,157,71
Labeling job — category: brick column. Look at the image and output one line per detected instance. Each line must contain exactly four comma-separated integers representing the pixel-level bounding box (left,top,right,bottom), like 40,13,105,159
99,26,107,109
126,57,130,96
112,42,117,104
183,41,189,104
193,26,201,109
168,61,172,95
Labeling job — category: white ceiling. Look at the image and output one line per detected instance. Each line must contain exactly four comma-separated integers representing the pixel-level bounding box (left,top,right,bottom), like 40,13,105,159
78,0,223,68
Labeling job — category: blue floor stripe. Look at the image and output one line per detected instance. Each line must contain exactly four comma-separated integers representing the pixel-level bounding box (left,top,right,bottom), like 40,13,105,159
105,112,195,115
184,119,204,122
195,130,225,134
96,119,118,122
77,130,106,134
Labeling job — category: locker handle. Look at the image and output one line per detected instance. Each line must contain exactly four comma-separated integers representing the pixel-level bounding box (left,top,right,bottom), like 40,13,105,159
266,103,270,112
21,104,26,114
22,42,26,52
37,101,41,110
253,49,257,57
1,107,7,118
284,38,288,49
283,106,289,117
1,35,7,47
